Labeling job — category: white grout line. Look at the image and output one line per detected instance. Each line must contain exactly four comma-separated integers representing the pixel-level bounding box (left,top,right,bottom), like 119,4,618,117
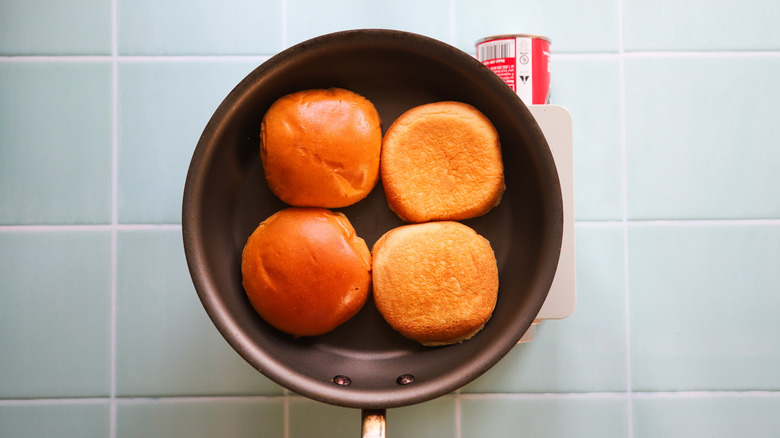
0,55,271,64
0,395,287,407
4,390,779,406
552,52,624,61
576,218,780,227
457,390,780,403
281,0,288,49
575,220,626,228
0,398,113,407
2,50,779,65
554,50,780,60
113,223,183,230
624,218,780,226
617,1,634,436
0,224,113,232
448,0,457,48
0,56,113,62
115,55,270,63
454,389,462,438
4,218,779,234
622,71,635,435
621,50,780,58
632,390,780,399
283,389,291,438
109,0,119,436
459,392,633,401
0,224,183,232
113,395,288,404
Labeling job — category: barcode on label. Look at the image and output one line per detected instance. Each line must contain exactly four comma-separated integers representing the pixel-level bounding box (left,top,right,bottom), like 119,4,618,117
478,40,514,61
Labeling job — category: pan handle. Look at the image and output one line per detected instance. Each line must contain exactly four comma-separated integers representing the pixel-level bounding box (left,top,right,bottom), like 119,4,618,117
361,409,386,438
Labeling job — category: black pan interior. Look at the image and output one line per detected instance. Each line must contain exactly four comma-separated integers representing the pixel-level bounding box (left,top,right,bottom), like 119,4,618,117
182,29,563,409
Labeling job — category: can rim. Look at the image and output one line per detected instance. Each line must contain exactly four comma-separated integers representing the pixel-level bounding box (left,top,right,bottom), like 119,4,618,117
475,34,552,45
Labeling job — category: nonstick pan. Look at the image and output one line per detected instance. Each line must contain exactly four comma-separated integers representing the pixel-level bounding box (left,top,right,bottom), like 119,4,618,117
182,29,563,435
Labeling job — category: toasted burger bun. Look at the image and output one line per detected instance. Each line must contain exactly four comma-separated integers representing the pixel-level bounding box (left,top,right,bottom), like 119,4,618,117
260,88,382,208
371,221,499,346
380,101,505,223
241,207,372,337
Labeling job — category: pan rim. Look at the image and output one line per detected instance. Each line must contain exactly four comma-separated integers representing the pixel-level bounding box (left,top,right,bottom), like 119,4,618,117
182,28,563,409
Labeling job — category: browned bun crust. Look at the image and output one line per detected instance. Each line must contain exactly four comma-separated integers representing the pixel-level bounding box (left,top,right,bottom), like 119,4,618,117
380,101,505,223
260,88,382,208
241,207,372,337
371,221,499,346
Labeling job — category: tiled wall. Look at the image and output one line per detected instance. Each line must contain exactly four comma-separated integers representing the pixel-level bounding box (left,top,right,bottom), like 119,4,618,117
2,0,779,437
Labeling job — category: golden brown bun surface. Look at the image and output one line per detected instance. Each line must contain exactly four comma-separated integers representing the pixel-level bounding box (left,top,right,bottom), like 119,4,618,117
380,101,505,223
371,221,499,346
241,207,372,337
260,88,382,208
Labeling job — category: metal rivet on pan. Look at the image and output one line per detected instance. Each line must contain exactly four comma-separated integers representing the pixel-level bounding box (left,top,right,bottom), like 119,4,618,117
332,375,351,386
396,374,415,385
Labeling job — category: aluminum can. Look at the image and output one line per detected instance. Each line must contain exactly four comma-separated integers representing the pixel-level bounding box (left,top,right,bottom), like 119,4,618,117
476,34,551,104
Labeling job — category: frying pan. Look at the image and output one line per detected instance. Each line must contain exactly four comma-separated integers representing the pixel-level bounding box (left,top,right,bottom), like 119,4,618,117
182,29,563,435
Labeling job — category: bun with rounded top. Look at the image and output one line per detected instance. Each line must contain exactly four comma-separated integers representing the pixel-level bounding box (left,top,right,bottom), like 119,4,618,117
241,207,372,337
260,88,382,208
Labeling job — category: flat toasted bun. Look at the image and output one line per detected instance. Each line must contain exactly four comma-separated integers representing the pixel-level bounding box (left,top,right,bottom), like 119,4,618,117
241,207,372,337
380,101,505,223
260,88,382,208
371,221,499,346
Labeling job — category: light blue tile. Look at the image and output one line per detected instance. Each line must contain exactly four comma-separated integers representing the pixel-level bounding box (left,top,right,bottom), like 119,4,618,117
288,399,360,438
0,402,110,438
464,224,627,393
628,223,780,391
387,397,455,438
455,0,620,54
625,56,780,220
624,0,780,51
461,395,629,438
0,62,112,225
0,0,111,55
116,399,284,438
290,396,456,438
115,228,283,396
634,394,780,438
286,0,450,47
289,397,454,438
117,61,258,224
118,0,283,55
554,57,623,221
0,230,111,397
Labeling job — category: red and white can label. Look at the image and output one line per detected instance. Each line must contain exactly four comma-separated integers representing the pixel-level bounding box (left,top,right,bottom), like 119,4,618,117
476,34,551,105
